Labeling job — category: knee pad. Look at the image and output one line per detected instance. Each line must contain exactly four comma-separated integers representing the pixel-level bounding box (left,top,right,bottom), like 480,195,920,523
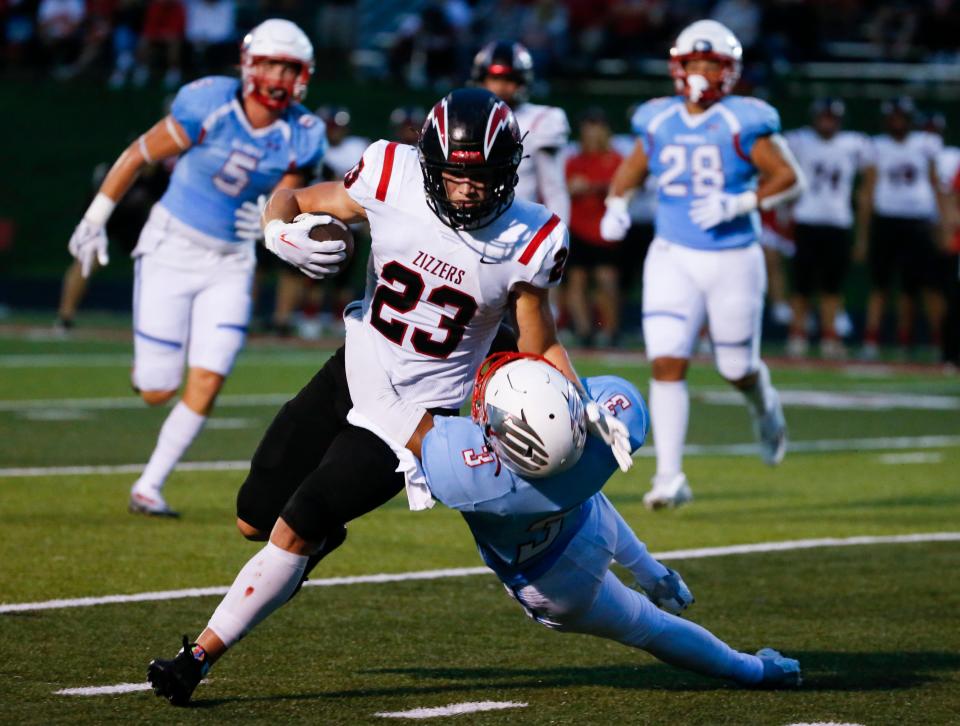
714,344,754,381
132,354,184,393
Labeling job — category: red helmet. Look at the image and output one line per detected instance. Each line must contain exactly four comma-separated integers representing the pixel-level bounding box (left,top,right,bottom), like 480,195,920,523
669,20,742,106
240,19,314,111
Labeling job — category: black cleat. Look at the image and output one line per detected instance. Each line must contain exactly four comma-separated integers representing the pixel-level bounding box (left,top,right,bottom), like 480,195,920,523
147,635,209,706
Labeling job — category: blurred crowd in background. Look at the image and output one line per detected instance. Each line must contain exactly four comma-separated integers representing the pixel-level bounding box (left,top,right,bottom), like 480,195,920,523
5,1,960,86
3,0,959,366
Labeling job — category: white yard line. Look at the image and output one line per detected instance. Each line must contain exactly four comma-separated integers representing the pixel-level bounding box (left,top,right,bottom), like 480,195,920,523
0,352,326,368
375,701,528,719
55,683,153,696
8,532,959,616
878,452,944,465
697,389,960,410
0,393,289,412
2,434,957,479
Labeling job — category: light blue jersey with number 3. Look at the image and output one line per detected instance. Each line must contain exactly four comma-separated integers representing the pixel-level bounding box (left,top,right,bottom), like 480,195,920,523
421,376,648,587
632,94,780,250
160,76,326,243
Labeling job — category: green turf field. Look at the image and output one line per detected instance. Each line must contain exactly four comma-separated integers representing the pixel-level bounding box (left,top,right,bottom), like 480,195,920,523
1,330,959,725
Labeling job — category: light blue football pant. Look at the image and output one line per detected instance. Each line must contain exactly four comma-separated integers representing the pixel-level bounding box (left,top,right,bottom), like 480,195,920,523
510,494,763,685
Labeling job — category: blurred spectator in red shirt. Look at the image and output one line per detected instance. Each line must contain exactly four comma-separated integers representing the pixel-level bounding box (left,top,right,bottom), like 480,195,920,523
564,108,623,347
133,0,186,89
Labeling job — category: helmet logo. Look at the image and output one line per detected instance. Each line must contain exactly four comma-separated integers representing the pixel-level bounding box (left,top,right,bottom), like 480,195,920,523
484,101,511,160
692,39,713,52
427,99,449,159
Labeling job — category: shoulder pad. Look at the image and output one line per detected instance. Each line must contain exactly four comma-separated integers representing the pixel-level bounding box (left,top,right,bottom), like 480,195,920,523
170,76,239,144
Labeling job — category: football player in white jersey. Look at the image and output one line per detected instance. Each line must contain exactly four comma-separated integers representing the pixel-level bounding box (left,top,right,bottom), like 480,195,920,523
471,41,571,225
145,89,634,703
66,19,333,517
855,97,947,359
785,98,871,359
600,20,804,510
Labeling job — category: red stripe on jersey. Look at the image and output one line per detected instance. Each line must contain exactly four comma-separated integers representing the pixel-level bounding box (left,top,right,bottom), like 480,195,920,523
376,142,399,202
197,127,207,144
732,133,749,162
519,214,560,265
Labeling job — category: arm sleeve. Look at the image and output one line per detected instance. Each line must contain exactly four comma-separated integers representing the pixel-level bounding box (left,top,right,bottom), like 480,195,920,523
583,376,649,452
342,139,393,208
293,111,328,170
737,98,782,158
533,149,571,224
631,97,672,156
169,77,234,144
521,216,570,290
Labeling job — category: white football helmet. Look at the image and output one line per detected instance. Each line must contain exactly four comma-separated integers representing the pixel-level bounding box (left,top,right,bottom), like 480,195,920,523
241,19,314,110
669,20,742,105
471,353,587,479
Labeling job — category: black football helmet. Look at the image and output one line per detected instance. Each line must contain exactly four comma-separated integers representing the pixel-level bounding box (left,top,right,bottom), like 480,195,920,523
471,41,534,102
418,88,523,231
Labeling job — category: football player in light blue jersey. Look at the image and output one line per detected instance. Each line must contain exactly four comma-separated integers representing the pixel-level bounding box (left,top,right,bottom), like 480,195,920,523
67,19,345,517
416,352,800,688
600,20,805,510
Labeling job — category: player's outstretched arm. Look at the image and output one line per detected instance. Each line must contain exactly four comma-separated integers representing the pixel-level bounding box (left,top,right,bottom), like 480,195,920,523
68,115,191,277
601,139,649,241
511,283,633,471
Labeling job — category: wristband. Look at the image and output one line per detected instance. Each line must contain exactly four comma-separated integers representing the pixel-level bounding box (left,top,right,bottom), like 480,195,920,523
84,193,116,227
604,196,629,214
263,218,285,251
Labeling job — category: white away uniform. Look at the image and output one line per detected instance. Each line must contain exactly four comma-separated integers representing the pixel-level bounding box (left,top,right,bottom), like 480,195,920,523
513,102,571,224
343,140,569,411
786,128,870,229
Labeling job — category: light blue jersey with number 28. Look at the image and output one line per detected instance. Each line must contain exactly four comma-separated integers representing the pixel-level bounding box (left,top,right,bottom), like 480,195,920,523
160,76,326,243
421,376,648,587
632,94,780,250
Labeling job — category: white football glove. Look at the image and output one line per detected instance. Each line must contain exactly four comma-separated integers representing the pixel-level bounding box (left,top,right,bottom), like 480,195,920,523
584,399,634,473
234,194,267,242
68,219,109,278
689,190,757,230
600,196,631,241
263,214,348,280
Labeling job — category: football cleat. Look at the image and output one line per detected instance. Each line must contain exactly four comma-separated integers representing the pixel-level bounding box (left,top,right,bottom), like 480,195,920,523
643,473,693,511
752,391,787,467
755,647,802,688
128,490,180,518
646,567,695,614
148,635,210,706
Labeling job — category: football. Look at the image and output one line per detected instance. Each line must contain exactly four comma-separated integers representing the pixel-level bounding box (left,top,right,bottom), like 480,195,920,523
307,215,354,273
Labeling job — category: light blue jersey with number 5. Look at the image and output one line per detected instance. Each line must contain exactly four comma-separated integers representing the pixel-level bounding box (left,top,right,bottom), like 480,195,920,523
160,76,326,243
421,376,649,587
632,94,780,250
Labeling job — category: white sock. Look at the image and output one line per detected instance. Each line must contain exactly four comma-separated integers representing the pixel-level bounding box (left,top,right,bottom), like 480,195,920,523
649,380,688,479
206,542,308,648
132,401,207,496
741,361,775,417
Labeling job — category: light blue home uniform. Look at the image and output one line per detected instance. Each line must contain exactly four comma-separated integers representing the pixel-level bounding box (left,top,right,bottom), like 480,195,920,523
631,95,780,250
421,376,648,587
131,75,325,391
419,374,767,686
162,75,326,242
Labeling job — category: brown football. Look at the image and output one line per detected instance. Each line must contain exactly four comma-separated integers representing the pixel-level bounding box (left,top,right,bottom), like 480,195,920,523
307,216,354,273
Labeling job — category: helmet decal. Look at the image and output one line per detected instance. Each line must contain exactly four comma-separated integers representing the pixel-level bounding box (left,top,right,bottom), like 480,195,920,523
427,99,449,159
484,101,512,160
